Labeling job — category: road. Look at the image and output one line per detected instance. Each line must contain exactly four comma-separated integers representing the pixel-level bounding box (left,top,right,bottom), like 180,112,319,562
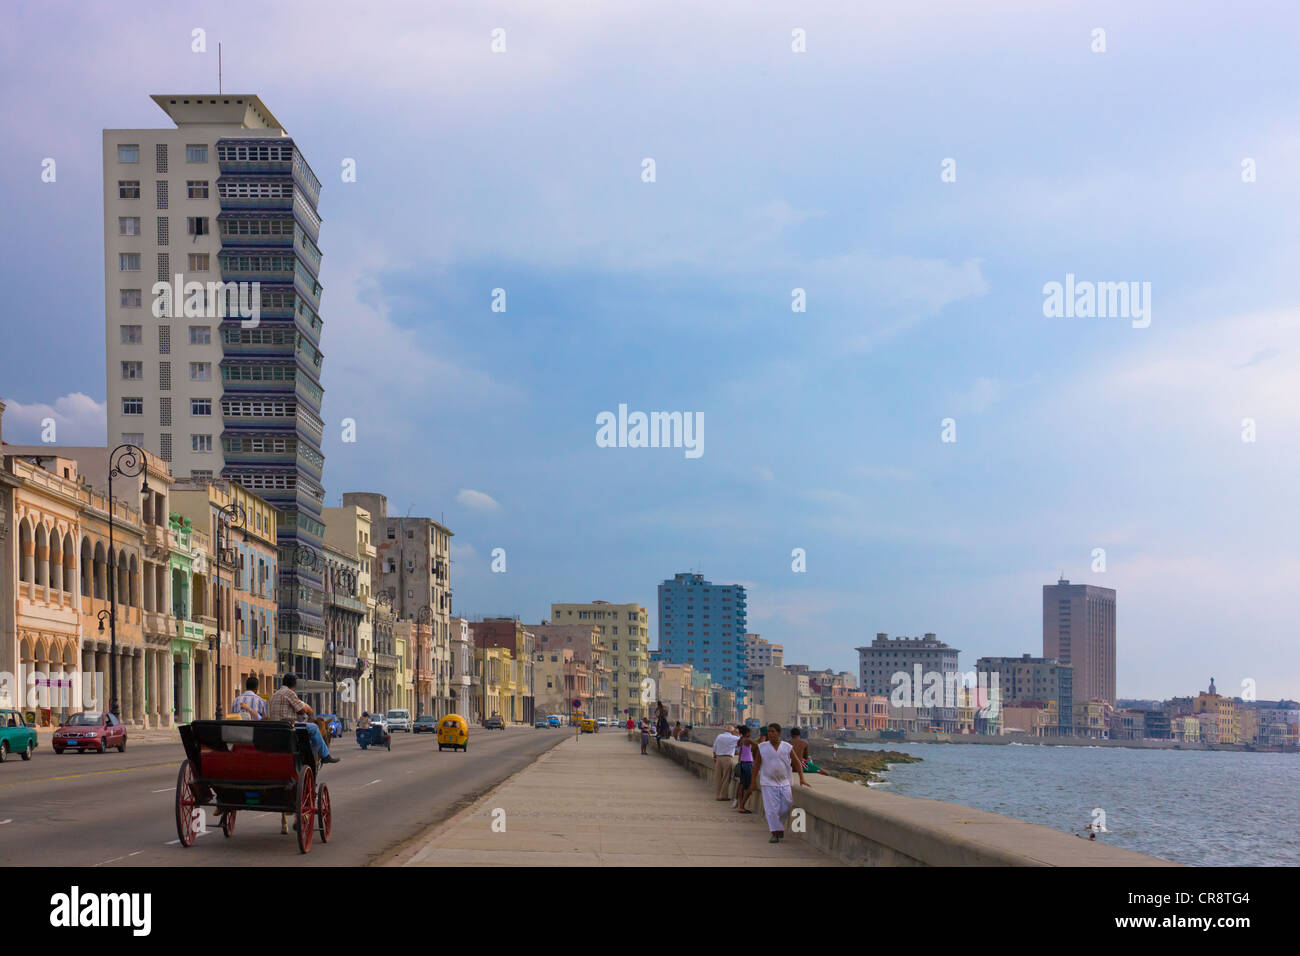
0,725,568,866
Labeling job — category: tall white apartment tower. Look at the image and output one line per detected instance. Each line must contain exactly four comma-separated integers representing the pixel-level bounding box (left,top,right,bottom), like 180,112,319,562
104,94,330,660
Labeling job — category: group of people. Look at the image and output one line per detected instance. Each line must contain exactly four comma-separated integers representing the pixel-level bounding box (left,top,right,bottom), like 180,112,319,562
711,723,826,843
628,702,693,754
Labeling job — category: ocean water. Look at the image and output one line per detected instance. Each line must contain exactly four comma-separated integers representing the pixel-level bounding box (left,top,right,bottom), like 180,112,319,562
844,741,1300,866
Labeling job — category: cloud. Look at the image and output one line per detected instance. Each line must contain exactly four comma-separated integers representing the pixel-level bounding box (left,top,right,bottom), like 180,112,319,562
456,488,501,513
2,393,105,444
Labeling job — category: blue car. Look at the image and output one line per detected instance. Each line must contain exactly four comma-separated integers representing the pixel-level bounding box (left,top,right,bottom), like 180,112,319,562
546,715,561,728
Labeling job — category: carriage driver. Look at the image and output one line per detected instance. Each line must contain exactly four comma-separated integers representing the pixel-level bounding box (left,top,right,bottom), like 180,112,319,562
267,673,340,765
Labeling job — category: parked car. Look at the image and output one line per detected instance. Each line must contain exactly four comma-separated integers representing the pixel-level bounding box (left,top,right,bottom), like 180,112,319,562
483,714,506,730
413,715,438,734
0,709,37,762
318,714,344,739
53,712,127,754
386,709,412,732
547,715,561,728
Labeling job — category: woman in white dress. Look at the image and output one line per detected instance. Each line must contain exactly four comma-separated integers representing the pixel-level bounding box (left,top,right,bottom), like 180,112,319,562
751,722,810,843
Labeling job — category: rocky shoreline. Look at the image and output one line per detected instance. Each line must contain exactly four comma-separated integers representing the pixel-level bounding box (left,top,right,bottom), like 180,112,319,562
808,740,922,784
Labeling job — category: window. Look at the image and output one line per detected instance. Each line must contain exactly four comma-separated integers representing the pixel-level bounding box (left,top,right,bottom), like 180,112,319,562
190,399,211,416
118,144,139,164
186,180,209,199
156,181,168,209
118,181,140,199
121,361,143,380
191,469,213,480
186,144,208,163
121,432,144,445
118,216,141,236
121,397,143,415
187,217,209,236
155,144,168,173
157,217,169,245
190,362,211,381
189,325,211,345
187,253,209,272
119,253,141,271
120,324,142,344
191,434,213,453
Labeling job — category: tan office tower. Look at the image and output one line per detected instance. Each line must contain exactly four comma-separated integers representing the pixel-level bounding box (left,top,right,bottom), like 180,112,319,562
1043,578,1116,705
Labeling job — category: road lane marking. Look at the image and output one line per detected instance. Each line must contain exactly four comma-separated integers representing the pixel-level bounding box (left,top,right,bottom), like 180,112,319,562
0,760,175,790
0,819,11,825
363,778,381,787
151,788,171,793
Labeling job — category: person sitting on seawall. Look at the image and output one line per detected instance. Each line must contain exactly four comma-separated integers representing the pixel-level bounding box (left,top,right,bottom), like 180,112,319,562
789,727,829,775
230,675,267,720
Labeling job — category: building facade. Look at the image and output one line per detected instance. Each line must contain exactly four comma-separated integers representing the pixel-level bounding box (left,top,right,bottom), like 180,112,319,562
1043,577,1116,706
656,573,748,711
530,622,610,720
975,654,1073,737
550,600,649,720
857,633,961,732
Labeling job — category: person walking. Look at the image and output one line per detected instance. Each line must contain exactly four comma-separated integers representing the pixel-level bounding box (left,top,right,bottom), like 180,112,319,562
639,717,651,755
751,722,808,843
711,724,739,800
626,715,635,741
733,725,756,812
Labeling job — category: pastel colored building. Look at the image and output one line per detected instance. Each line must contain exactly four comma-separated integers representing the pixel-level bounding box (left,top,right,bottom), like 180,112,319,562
551,600,649,719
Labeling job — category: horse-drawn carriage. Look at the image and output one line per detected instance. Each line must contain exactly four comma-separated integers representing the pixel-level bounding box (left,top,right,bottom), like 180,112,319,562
175,719,332,853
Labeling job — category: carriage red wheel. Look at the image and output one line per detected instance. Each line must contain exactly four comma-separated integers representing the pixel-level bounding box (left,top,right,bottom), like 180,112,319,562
175,759,198,847
317,784,331,843
221,810,237,837
296,765,315,853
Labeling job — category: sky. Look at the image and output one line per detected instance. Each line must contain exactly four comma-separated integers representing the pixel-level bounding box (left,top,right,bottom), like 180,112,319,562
2,0,1298,700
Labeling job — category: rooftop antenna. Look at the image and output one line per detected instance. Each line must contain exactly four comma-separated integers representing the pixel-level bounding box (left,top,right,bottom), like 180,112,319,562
218,43,222,94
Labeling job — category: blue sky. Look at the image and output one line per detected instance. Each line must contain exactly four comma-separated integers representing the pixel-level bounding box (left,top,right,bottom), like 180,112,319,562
2,0,1298,699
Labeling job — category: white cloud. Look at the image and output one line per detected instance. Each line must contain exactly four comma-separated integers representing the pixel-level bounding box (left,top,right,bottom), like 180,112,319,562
2,393,105,444
456,488,501,513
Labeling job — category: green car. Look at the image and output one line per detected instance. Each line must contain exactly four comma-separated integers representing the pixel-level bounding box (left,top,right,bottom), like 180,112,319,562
0,709,37,762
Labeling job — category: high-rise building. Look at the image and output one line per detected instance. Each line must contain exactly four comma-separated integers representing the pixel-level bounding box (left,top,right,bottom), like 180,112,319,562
744,633,783,684
856,633,961,731
656,573,748,709
1042,578,1116,706
550,600,649,719
104,94,329,679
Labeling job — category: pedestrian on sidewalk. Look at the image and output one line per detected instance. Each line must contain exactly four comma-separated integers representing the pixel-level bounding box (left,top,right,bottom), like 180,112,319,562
627,715,635,741
655,706,669,752
752,722,809,843
711,724,739,800
733,725,756,812
639,718,651,754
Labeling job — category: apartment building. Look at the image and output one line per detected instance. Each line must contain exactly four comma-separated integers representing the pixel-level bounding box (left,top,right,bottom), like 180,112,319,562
550,600,649,719
657,573,748,710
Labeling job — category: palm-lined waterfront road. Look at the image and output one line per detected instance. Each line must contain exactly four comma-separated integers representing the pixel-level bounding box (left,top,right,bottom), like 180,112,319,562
0,726,567,866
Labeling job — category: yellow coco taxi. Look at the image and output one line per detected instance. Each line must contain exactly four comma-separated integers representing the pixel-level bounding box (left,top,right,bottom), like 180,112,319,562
579,717,597,734
437,714,469,752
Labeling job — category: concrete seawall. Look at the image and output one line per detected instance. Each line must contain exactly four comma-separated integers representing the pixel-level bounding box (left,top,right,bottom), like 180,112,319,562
649,735,1176,867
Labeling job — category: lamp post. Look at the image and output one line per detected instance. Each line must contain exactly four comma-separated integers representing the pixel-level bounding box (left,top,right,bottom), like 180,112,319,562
212,501,246,719
415,604,432,718
105,444,150,719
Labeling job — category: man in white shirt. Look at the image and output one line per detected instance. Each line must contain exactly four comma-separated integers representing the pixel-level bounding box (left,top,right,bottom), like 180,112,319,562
752,722,809,843
711,725,740,800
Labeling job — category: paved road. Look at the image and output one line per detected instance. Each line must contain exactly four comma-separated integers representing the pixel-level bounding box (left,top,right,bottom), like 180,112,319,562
0,726,568,866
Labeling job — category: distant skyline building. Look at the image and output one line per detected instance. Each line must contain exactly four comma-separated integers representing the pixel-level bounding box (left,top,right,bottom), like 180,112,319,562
550,600,649,718
745,633,783,684
976,654,1073,737
1043,577,1116,705
657,572,748,707
856,633,961,731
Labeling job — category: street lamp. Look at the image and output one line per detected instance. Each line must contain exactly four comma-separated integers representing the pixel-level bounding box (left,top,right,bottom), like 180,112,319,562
213,501,247,719
105,444,150,719
415,604,432,718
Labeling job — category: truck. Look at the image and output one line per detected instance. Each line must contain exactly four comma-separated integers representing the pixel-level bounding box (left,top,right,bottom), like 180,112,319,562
0,709,38,762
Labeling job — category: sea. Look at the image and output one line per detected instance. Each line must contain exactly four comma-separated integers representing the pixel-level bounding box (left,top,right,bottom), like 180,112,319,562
843,741,1300,866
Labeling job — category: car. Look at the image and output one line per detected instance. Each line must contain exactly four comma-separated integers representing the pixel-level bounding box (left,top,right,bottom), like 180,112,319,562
318,714,344,739
578,717,597,734
597,717,610,727
386,709,412,732
0,709,37,762
437,714,469,751
547,715,561,728
483,714,506,730
413,715,438,734
534,716,550,728
53,712,127,754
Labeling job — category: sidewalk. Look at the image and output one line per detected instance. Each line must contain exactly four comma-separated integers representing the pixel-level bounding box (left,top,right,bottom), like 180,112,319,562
401,729,835,866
